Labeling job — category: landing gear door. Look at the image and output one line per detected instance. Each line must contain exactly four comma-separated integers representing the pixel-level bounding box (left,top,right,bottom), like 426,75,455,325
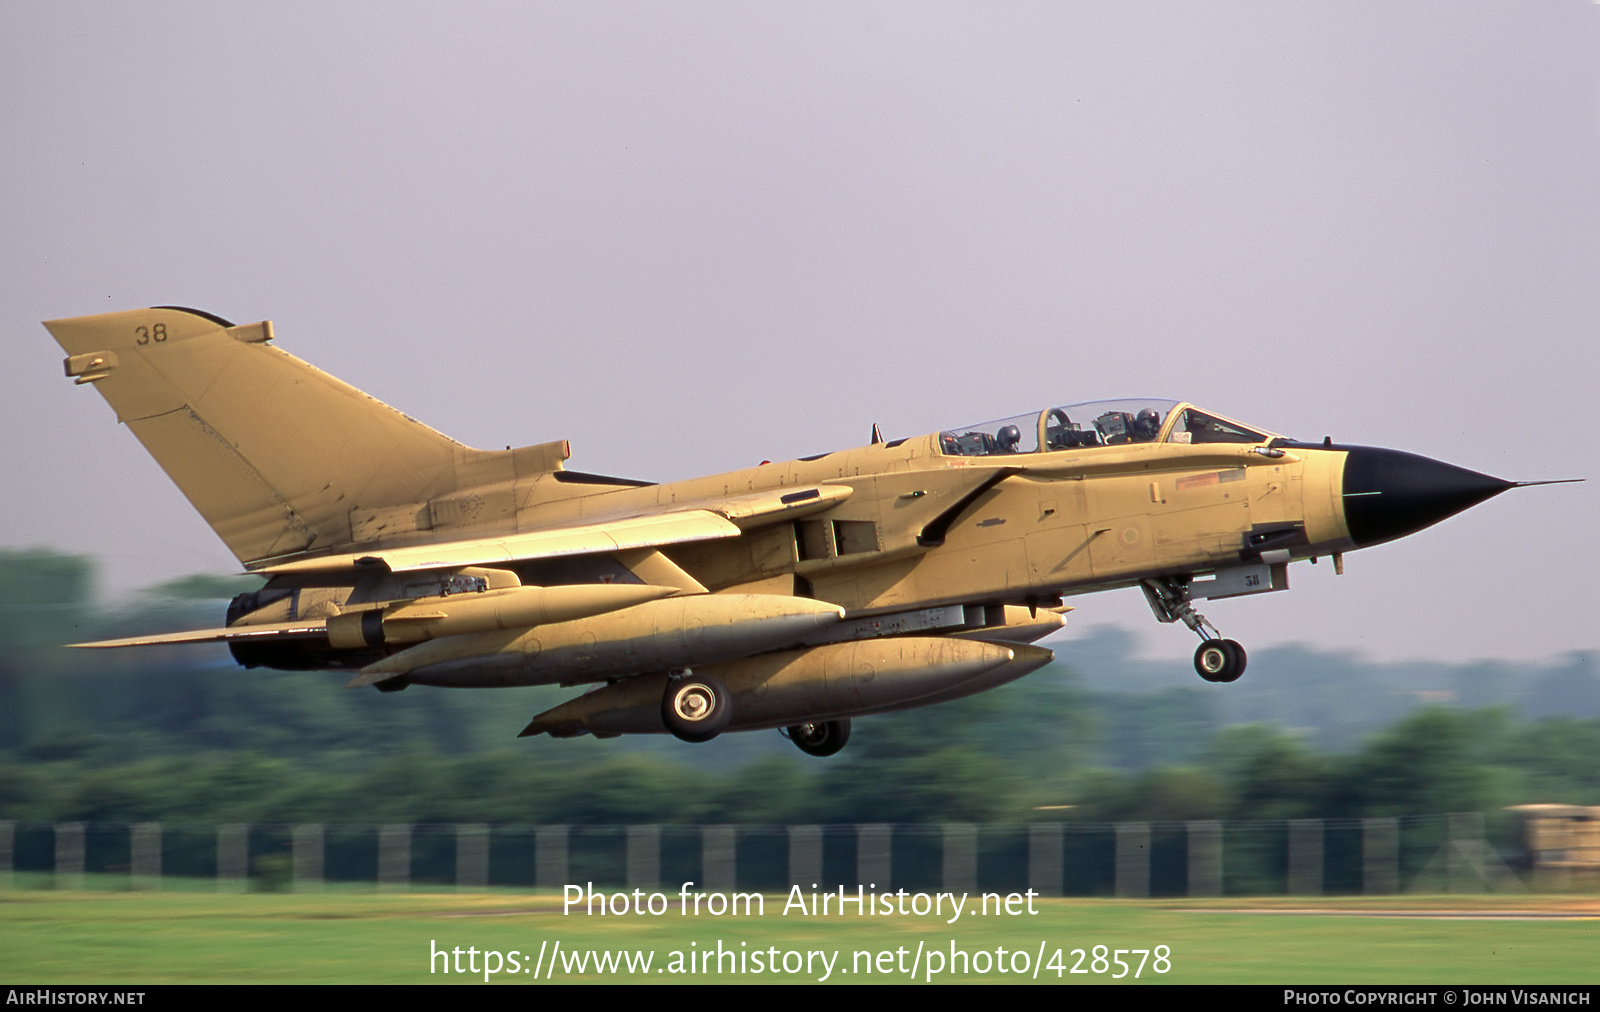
1192,562,1288,600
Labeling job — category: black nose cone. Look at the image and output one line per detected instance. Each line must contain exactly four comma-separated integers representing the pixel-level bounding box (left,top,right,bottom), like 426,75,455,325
1342,447,1514,548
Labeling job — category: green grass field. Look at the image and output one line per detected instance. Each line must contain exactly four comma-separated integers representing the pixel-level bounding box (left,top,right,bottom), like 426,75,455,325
3,886,1596,984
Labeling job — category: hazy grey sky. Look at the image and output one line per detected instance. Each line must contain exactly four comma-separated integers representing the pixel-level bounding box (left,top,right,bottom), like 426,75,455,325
3,3,1596,665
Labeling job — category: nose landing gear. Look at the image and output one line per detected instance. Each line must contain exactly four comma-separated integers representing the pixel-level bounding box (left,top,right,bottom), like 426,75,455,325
1143,577,1249,683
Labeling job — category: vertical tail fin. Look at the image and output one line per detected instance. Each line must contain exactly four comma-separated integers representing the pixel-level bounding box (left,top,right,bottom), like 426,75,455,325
45,306,470,566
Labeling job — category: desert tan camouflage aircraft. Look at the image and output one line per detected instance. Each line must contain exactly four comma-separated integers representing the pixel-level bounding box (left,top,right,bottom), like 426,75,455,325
46,306,1559,756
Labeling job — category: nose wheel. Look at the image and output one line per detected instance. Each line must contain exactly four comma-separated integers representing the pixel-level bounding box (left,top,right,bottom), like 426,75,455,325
1194,639,1247,683
1143,577,1250,683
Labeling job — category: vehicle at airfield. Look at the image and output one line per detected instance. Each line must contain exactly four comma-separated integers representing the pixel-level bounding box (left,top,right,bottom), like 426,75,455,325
46,307,1558,755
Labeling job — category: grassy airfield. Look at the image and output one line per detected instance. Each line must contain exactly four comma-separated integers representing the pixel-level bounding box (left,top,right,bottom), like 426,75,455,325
3,886,1596,984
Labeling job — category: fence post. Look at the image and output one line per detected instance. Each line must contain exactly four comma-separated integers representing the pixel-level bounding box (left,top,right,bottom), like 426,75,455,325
1187,820,1222,897
217,823,248,892
379,824,411,892
1029,823,1064,898
857,824,891,889
1363,817,1399,895
943,824,977,896
1288,819,1324,895
456,824,489,890
291,824,323,892
0,821,12,891
131,822,162,891
627,825,660,889
788,825,821,888
702,826,737,892
1449,812,1486,893
55,822,85,891
536,825,569,891
1115,822,1149,898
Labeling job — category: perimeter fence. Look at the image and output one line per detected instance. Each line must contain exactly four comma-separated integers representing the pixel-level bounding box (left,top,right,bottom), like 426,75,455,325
0,814,1557,896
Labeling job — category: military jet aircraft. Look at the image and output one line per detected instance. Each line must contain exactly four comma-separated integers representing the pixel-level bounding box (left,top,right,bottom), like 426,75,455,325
46,306,1559,756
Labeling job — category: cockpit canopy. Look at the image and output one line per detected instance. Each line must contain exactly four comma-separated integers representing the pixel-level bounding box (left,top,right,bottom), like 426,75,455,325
937,399,1271,457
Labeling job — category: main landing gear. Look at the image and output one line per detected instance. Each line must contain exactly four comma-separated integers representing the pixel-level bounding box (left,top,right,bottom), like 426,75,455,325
659,671,856,754
661,671,732,742
782,719,851,757
1142,577,1249,684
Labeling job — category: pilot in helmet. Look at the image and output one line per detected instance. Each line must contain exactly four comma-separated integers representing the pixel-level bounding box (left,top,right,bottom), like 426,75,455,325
1132,408,1163,442
996,424,1022,453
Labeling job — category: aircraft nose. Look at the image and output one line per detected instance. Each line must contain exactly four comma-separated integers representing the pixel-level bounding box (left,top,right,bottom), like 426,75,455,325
1341,446,1514,548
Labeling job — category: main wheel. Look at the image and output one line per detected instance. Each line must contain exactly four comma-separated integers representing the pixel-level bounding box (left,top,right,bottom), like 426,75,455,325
787,719,851,757
661,673,732,742
1194,639,1246,683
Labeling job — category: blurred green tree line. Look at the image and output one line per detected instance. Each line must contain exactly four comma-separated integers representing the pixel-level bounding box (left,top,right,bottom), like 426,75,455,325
1,549,1596,826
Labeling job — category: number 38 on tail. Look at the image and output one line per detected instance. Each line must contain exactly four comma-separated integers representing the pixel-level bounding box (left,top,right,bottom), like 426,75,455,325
47,307,1563,756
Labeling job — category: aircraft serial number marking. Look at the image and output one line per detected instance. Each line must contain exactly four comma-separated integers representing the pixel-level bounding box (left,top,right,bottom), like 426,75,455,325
133,323,167,345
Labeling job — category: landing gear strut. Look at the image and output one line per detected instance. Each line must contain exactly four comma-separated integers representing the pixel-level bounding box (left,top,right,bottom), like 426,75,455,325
782,719,851,757
1142,577,1249,683
661,671,732,742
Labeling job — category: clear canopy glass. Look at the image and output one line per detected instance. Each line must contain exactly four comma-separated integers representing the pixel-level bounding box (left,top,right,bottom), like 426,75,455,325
937,400,1269,457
